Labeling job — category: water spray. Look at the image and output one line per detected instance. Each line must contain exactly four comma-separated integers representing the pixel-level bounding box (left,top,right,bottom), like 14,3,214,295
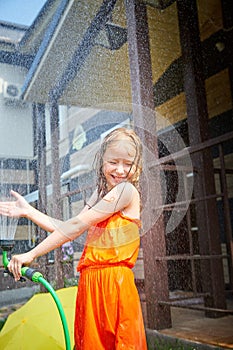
0,204,71,350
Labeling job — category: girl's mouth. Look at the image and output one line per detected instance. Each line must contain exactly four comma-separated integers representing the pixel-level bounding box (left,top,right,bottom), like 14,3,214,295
111,175,126,182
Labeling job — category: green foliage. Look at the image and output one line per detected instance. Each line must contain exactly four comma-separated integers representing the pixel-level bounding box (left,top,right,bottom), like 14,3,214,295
63,277,78,288
0,318,6,331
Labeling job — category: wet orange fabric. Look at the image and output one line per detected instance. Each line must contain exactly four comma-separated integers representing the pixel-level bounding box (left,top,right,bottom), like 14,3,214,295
74,212,147,349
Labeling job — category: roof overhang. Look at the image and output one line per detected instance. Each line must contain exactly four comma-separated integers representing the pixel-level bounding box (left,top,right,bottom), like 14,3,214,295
21,0,126,108
17,0,225,115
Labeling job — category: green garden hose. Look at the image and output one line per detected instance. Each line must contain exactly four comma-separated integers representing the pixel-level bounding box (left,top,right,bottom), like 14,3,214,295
2,250,71,350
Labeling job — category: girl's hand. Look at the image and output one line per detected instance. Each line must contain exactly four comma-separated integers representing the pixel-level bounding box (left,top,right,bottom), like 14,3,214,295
8,251,35,281
0,190,31,218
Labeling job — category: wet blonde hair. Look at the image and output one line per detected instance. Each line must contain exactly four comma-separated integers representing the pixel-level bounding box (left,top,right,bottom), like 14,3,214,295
94,127,142,198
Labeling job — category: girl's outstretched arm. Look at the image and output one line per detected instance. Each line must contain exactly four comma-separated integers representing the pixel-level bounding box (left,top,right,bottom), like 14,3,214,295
0,190,62,232
8,182,139,280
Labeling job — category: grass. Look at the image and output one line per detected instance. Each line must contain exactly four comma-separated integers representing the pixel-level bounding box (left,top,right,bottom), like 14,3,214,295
0,318,6,331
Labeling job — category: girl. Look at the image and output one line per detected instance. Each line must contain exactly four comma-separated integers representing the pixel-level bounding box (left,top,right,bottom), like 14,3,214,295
0,127,147,349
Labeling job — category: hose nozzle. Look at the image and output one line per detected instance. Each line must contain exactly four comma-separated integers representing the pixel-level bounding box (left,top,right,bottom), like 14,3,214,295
21,267,43,282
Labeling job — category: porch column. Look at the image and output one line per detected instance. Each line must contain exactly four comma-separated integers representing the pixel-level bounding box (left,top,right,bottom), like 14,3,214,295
221,0,233,292
35,103,48,284
177,0,226,314
125,0,171,329
49,100,64,289
221,0,233,106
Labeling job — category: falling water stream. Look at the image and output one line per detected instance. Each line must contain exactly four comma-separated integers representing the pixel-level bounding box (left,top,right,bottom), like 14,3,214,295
0,203,18,242
0,167,18,243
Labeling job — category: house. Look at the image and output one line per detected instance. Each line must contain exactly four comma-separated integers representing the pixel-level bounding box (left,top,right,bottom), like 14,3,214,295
0,0,232,329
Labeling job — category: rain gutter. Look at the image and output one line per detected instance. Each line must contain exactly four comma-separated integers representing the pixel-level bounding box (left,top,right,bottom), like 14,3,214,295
0,50,34,68
21,0,74,101
17,0,58,48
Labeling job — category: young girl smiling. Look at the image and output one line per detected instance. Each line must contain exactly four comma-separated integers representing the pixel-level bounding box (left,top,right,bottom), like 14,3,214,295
0,127,147,349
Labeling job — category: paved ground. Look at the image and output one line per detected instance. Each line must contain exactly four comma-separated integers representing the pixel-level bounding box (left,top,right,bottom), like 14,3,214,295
0,286,39,324
1,287,233,349
142,296,233,349
0,285,39,308
161,306,233,349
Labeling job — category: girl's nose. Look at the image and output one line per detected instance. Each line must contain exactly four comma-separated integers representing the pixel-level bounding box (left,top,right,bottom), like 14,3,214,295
116,164,125,174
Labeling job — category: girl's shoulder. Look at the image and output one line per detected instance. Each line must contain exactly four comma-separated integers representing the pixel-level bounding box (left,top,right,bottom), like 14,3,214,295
110,181,139,198
110,181,140,212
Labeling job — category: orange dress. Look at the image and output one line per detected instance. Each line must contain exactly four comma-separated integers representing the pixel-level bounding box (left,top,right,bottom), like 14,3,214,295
74,212,147,350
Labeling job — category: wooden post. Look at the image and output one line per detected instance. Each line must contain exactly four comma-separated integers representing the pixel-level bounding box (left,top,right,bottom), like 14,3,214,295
177,0,226,314
221,0,233,292
221,0,233,106
125,0,171,329
35,103,48,290
49,100,64,289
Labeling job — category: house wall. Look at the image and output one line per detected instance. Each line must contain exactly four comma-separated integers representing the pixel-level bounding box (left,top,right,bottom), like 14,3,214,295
0,63,33,158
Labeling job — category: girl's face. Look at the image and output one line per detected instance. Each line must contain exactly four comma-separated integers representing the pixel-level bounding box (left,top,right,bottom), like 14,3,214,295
102,139,137,190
